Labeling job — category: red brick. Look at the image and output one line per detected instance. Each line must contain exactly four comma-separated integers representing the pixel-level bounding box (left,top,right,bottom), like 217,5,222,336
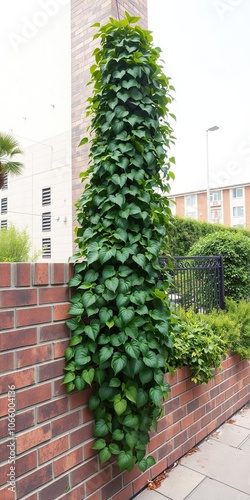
52,410,82,438
86,464,112,496
17,423,51,454
0,327,37,351
17,344,53,368
38,359,64,382
70,423,94,448
53,377,67,396
101,475,123,500
0,263,11,286
0,485,16,500
0,310,14,330
67,264,74,282
84,439,96,460
17,306,52,327
15,263,31,286
54,447,83,476
39,286,69,305
37,397,68,423
149,430,168,452
0,352,15,373
70,457,99,487
53,303,71,321
16,408,35,433
158,440,174,461
0,289,37,308
180,389,194,405
0,416,8,439
16,450,37,477
60,484,86,500
174,429,188,448
16,464,52,498
39,475,70,500
51,263,66,284
113,484,133,500
39,435,69,464
166,445,183,469
178,366,190,381
40,322,69,342
188,420,202,438
16,382,52,410
0,463,9,487
171,381,187,398
70,386,94,409
131,468,150,497
0,368,35,393
165,371,178,385
54,339,69,358
0,395,9,417
34,263,49,285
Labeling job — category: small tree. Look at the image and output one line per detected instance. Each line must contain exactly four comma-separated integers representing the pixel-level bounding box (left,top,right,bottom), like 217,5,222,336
0,133,24,188
189,231,250,301
64,13,176,472
0,224,34,262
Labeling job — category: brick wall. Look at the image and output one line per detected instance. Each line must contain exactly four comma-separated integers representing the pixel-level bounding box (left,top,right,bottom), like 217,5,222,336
0,263,249,500
71,0,148,229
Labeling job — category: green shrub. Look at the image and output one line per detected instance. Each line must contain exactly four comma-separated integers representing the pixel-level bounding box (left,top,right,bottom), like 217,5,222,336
0,224,39,262
168,308,227,383
206,299,250,359
64,13,176,473
189,231,250,301
167,216,250,256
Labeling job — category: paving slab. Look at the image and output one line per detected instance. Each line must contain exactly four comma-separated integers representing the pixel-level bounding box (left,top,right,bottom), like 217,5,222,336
186,477,250,500
233,404,250,430
240,435,250,452
154,464,205,500
180,439,250,494
134,489,169,499
210,422,250,448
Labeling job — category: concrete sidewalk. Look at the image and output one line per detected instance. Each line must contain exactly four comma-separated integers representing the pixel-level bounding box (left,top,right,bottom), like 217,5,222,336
134,402,250,500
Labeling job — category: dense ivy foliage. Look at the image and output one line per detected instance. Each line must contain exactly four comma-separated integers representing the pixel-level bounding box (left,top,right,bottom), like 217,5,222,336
167,216,250,256
63,13,177,472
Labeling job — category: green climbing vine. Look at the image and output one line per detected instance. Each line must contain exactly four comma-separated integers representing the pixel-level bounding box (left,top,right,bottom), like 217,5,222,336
64,12,177,473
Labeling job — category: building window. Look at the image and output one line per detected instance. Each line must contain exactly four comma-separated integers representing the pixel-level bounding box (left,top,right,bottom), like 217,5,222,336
210,209,222,222
42,187,51,206
42,238,51,258
186,211,197,220
1,173,8,190
233,206,244,217
186,195,196,206
232,187,243,198
210,191,221,203
1,220,7,229
42,212,51,231
1,198,7,214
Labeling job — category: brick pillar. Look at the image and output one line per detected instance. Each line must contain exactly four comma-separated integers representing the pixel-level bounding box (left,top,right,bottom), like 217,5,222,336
71,0,148,240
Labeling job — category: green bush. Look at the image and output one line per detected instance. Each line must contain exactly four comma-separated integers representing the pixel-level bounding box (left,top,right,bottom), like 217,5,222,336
64,13,176,473
207,299,250,359
167,216,250,256
168,308,227,383
0,224,39,262
189,231,250,301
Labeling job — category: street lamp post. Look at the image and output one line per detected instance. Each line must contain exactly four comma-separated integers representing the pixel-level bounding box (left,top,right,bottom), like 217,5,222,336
206,125,219,222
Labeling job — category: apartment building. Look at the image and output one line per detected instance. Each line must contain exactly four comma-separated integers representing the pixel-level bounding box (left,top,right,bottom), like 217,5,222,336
171,183,250,228
0,0,148,261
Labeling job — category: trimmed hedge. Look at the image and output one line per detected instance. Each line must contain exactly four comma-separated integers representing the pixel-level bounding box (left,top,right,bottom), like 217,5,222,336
167,216,250,256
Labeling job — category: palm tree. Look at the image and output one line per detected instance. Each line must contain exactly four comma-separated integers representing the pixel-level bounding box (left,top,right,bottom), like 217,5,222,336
0,133,24,189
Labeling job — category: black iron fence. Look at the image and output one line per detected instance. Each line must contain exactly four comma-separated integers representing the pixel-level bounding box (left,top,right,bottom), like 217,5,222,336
160,255,225,313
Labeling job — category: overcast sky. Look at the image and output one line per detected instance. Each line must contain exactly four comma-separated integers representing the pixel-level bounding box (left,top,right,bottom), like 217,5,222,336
148,0,250,193
1,0,250,194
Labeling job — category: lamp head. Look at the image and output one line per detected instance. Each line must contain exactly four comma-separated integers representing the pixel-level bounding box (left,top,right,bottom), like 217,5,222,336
207,126,219,132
